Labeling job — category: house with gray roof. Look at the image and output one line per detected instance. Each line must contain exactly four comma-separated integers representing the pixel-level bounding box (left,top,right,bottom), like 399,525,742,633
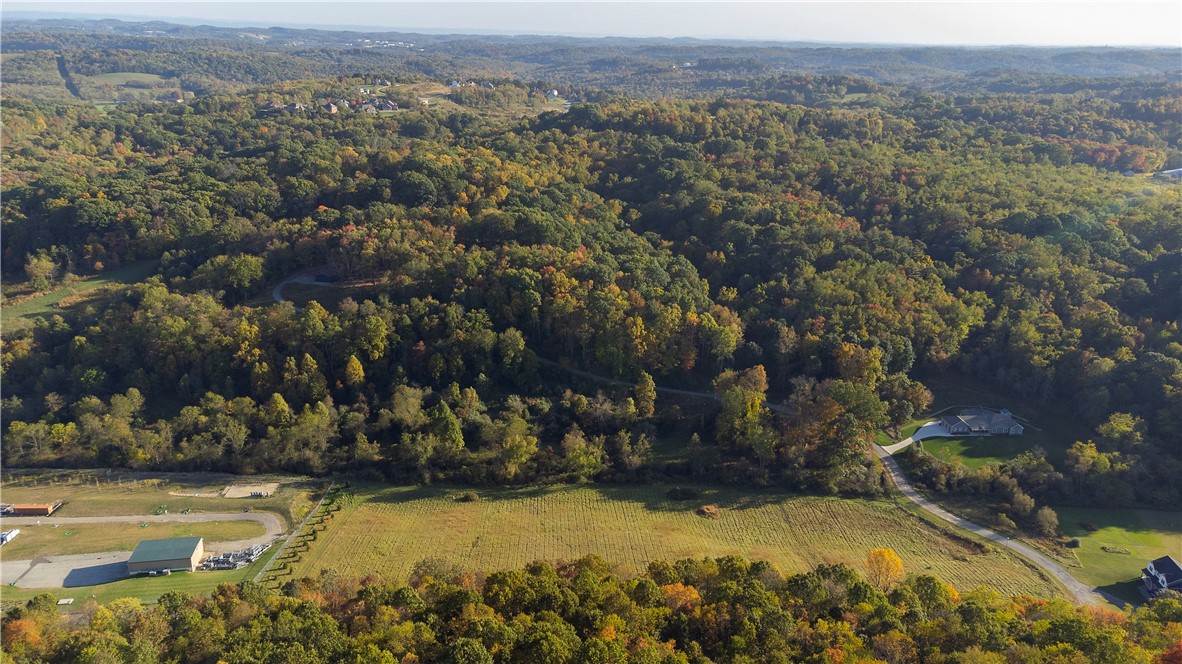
939,408,1024,436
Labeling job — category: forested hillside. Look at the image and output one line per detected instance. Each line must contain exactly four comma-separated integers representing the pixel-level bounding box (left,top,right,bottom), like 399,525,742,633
5,555,1181,663
2,42,1180,537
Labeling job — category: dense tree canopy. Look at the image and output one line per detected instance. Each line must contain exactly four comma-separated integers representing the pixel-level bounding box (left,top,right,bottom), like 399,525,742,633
2,50,1179,521
4,556,1180,663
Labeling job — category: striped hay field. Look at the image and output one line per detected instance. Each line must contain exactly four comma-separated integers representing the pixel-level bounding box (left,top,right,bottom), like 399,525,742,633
294,484,1064,599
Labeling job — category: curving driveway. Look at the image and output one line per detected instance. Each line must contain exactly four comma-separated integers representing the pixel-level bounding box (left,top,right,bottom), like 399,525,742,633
880,420,948,454
872,446,1120,606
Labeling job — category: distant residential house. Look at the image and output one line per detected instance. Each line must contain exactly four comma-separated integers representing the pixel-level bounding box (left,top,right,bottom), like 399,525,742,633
337,99,352,110
357,103,379,115
939,408,1024,436
323,103,338,114
1142,556,1182,597
546,89,560,98
374,98,398,111
286,102,306,112
418,97,431,106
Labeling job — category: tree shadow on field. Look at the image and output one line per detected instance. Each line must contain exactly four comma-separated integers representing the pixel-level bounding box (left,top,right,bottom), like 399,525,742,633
1095,579,1147,607
359,483,555,506
588,484,795,514
355,482,797,514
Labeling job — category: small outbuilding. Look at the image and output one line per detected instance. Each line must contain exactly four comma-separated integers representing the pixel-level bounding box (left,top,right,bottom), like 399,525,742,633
127,537,204,574
7,502,63,516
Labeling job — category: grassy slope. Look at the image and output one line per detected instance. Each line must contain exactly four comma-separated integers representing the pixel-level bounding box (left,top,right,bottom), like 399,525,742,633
0,521,265,560
1,260,159,335
85,72,166,84
1056,506,1182,602
291,483,1063,599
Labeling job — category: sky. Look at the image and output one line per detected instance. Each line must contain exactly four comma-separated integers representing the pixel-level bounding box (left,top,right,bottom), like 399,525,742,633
6,1,1181,47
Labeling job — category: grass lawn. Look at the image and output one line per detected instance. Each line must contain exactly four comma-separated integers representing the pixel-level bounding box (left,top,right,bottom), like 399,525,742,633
0,521,265,560
1056,506,1182,604
86,72,166,84
0,544,277,610
920,437,1041,469
0,470,315,530
1,260,159,335
290,483,1064,600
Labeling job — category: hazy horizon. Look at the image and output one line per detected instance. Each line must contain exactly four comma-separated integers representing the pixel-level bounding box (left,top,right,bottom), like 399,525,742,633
6,2,1181,48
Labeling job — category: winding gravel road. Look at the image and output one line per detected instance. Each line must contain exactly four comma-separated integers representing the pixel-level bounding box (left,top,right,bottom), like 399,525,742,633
872,446,1122,606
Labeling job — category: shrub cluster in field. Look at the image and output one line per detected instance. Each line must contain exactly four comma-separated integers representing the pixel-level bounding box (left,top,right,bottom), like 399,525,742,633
5,555,1181,663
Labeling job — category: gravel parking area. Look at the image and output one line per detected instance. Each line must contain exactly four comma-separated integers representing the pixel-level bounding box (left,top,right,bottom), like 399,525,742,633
3,552,132,588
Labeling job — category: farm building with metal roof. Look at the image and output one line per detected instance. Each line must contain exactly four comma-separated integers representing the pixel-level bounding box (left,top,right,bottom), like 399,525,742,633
126,537,204,574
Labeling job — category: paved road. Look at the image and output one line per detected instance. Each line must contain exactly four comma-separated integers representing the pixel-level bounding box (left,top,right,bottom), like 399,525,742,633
872,446,1121,606
0,511,286,554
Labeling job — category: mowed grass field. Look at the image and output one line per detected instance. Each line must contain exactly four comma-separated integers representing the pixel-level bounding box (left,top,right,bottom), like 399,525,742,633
919,437,1042,469
0,521,265,560
1056,506,1182,602
0,470,314,529
294,484,1065,599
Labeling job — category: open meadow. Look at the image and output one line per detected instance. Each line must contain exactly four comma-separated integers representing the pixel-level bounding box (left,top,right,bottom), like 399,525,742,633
290,483,1065,599
1,260,158,335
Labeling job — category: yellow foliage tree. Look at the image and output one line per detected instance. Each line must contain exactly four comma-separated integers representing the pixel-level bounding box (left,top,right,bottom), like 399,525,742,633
344,355,365,388
866,547,905,589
